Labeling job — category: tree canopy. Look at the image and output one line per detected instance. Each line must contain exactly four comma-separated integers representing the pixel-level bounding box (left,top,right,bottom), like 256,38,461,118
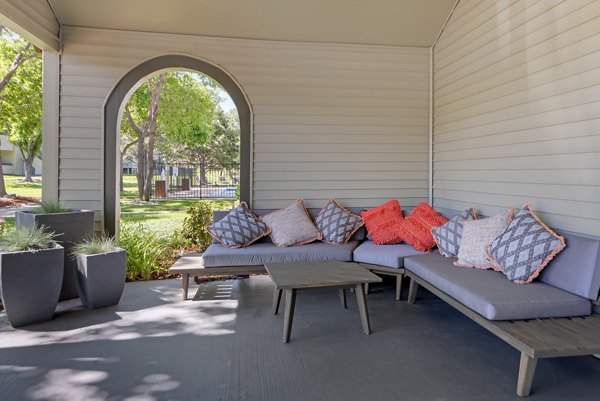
0,27,42,183
120,71,225,200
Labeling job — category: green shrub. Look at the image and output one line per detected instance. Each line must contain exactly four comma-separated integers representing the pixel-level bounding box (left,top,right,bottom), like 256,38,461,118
72,234,119,256
119,222,168,280
173,201,214,252
32,200,70,214
0,225,57,252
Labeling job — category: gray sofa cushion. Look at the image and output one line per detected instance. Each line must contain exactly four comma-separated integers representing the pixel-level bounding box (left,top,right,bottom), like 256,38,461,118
539,233,600,300
404,252,591,320
202,240,360,267
353,240,427,268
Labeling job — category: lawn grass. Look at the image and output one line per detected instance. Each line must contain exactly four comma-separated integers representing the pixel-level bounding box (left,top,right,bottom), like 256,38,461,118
3,175,42,199
119,175,235,236
0,175,234,239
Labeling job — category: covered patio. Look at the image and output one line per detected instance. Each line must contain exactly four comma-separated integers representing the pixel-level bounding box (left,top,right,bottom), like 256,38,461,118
2,277,600,401
1,0,600,400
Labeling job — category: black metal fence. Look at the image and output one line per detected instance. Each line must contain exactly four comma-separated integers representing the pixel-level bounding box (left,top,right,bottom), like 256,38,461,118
151,162,239,199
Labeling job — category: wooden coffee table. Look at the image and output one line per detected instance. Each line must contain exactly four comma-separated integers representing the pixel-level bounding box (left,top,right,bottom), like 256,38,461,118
265,261,382,343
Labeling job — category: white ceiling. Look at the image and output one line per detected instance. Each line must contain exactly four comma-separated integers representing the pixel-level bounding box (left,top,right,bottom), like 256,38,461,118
48,0,456,47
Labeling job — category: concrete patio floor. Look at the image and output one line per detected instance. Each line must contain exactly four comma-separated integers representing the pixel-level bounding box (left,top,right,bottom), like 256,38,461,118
1,276,599,401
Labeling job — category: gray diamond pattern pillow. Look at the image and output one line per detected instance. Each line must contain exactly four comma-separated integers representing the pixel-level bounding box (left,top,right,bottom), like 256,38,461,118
432,209,476,258
208,202,270,248
486,206,566,284
315,199,364,245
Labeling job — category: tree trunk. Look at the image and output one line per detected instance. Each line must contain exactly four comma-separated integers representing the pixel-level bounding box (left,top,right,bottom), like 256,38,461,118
23,157,34,182
119,139,136,192
200,162,207,187
19,144,35,182
135,135,145,199
141,74,166,201
0,139,6,197
119,156,124,192
142,132,155,202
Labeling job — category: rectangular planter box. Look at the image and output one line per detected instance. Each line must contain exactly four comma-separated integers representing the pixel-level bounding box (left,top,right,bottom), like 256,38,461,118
15,210,95,300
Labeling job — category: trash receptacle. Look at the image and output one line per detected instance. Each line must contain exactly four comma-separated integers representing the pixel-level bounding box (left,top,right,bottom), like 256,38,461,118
155,180,166,198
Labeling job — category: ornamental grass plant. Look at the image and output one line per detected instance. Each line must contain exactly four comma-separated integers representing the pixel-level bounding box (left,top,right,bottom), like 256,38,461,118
72,235,119,256
0,225,57,252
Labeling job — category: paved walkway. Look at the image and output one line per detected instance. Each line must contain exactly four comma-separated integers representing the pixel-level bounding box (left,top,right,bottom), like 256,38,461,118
1,277,599,401
0,205,36,218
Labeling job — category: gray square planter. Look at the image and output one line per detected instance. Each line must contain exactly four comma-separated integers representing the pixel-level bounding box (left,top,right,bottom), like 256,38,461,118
75,248,127,309
0,245,64,327
15,210,95,301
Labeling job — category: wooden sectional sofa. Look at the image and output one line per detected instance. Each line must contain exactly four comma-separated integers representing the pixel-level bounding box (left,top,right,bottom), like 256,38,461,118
169,207,600,397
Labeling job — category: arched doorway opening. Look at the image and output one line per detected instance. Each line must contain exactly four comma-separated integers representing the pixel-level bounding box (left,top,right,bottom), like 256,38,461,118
104,55,251,234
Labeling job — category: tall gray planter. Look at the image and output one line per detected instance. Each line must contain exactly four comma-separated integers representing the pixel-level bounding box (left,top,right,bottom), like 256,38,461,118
75,248,127,309
0,245,64,327
15,210,95,300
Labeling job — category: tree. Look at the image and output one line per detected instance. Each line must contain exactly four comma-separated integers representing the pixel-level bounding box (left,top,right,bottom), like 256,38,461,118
0,27,41,192
158,109,240,183
121,71,219,201
2,44,42,181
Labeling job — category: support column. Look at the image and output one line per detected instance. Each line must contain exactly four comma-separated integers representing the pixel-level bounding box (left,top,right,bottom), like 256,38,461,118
42,51,60,202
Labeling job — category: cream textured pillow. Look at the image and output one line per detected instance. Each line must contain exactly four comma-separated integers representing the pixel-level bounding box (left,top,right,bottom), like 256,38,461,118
260,200,322,247
455,208,514,269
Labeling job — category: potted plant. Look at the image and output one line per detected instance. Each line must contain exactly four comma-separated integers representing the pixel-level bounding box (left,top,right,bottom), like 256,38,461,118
72,235,127,309
15,200,95,300
0,226,63,327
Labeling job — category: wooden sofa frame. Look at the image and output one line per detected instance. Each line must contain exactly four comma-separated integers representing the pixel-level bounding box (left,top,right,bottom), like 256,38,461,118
169,253,265,300
359,263,405,300
406,270,600,397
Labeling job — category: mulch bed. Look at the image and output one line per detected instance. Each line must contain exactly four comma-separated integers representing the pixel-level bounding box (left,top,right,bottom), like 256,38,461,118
0,196,40,208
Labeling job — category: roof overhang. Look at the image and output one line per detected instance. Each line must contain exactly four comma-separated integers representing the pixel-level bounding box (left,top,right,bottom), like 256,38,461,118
46,0,455,48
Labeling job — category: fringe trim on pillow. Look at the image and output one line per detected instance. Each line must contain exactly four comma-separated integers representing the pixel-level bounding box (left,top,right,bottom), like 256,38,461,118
485,204,565,283
260,199,322,247
514,204,566,284
208,202,271,249
316,198,364,245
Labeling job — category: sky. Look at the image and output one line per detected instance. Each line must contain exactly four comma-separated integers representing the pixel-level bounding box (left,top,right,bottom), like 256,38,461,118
218,88,236,112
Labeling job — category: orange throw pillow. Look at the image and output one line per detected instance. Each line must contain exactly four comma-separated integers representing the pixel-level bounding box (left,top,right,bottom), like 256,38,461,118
398,203,448,252
395,218,434,252
410,202,448,230
361,200,404,245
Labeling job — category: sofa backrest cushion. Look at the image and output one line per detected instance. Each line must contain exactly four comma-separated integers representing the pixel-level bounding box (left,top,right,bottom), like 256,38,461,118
539,232,600,301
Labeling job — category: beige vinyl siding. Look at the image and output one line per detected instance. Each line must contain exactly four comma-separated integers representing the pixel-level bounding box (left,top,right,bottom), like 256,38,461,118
0,0,59,50
432,0,600,237
58,27,430,212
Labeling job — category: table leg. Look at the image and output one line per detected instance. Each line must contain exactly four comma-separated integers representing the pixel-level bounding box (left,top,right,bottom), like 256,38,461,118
355,283,371,335
283,289,296,343
338,288,347,309
272,288,283,315
182,273,189,300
